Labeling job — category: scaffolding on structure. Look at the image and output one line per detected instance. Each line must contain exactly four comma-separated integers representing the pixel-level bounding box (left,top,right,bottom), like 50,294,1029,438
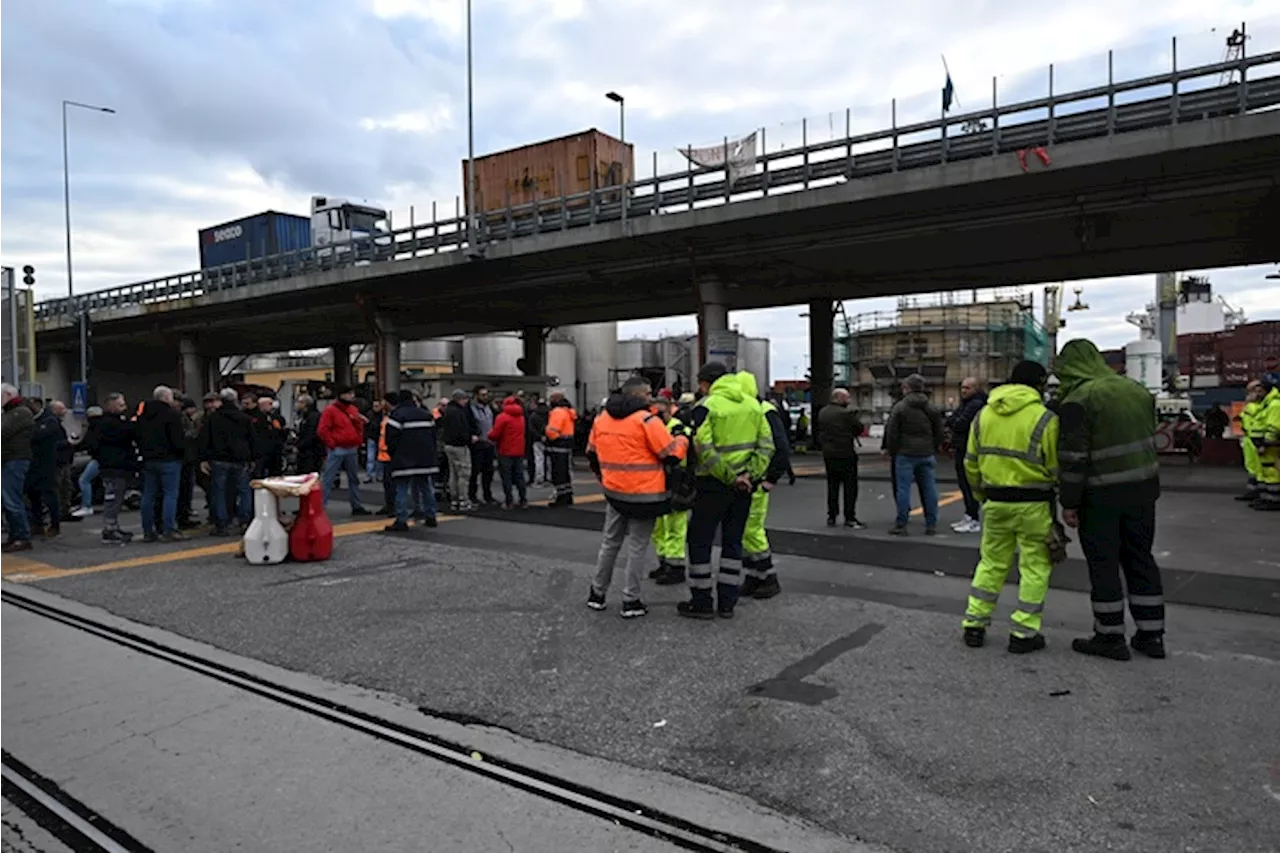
835,290,1048,418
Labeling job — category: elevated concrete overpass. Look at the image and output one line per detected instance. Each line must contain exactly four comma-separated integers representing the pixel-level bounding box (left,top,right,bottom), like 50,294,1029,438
31,55,1280,403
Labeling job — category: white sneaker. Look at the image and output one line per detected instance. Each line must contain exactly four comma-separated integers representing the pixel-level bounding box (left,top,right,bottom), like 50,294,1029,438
72,506,94,519
950,514,972,530
959,518,982,533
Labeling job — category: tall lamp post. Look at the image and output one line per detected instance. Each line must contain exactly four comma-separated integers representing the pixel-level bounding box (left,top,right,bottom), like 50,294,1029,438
63,99,115,388
605,91,625,142
465,0,477,252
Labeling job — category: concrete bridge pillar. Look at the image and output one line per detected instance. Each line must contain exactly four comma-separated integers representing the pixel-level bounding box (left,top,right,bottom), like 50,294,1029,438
375,316,400,396
696,277,730,367
520,326,545,376
178,337,208,398
332,345,353,388
808,299,835,413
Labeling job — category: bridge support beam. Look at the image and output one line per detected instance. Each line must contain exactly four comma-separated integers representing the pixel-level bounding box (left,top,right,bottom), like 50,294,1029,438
696,277,730,367
332,345,353,388
808,299,835,414
375,316,400,397
178,337,208,397
520,326,545,376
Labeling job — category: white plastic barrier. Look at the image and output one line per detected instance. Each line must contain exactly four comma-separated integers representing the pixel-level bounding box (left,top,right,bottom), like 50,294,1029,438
243,489,290,565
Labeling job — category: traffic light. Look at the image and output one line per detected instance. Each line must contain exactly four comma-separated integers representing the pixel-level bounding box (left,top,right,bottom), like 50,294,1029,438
21,265,34,286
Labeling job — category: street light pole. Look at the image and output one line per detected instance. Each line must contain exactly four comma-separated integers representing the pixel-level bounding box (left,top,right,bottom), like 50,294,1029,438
605,91,625,143
466,0,477,252
62,99,115,388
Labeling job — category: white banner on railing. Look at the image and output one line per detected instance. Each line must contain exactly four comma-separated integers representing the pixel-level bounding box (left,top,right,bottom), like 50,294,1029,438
680,132,758,185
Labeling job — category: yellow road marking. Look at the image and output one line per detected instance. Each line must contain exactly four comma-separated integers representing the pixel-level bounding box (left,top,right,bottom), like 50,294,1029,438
910,490,964,516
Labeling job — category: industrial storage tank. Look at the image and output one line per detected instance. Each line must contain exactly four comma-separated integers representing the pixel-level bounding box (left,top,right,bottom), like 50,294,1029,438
462,333,522,376
402,337,463,367
545,340,577,398
738,336,771,390
564,322,616,407
616,338,661,371
1125,339,1163,394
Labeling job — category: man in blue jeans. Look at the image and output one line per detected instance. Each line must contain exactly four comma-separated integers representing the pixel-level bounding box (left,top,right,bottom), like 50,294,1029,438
2,383,35,552
198,388,257,536
883,373,944,535
134,385,189,543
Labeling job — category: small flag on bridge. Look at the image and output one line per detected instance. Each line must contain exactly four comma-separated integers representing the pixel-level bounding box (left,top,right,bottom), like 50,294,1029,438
942,73,955,113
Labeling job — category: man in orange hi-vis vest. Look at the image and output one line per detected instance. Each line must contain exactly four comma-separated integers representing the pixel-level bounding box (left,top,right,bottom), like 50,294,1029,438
585,376,689,618
545,391,577,506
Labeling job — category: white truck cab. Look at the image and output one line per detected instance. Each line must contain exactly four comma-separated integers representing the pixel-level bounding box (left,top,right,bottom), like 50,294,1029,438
310,196,391,252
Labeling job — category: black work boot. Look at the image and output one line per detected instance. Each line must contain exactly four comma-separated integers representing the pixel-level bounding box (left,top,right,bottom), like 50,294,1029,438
649,559,668,580
1008,634,1047,654
1130,632,1166,659
1072,634,1132,661
654,565,686,586
677,591,715,620
751,576,781,599
963,627,986,648
739,576,761,598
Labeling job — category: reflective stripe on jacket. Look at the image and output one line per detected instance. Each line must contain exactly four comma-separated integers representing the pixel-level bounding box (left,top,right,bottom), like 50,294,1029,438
1055,340,1159,509
546,405,576,448
587,395,688,517
964,383,1058,503
691,373,773,486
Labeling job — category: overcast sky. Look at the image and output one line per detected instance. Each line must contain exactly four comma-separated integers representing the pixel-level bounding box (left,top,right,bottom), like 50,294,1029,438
2,0,1277,380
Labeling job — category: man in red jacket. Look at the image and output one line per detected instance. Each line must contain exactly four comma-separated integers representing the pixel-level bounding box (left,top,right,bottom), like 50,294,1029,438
317,385,371,516
489,396,528,508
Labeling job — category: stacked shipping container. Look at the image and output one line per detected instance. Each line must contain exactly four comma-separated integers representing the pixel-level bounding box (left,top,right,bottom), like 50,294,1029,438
463,129,634,217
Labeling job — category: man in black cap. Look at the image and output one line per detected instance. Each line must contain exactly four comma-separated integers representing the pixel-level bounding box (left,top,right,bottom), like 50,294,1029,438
681,361,774,620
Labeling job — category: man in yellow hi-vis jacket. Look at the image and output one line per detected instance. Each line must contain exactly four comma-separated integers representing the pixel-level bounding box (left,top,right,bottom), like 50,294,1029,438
961,361,1059,654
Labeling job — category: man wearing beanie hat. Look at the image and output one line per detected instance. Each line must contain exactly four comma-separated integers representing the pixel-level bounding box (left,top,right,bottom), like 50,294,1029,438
680,361,774,620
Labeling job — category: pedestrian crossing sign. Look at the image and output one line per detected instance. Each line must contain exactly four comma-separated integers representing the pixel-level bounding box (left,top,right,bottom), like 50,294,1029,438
71,381,88,415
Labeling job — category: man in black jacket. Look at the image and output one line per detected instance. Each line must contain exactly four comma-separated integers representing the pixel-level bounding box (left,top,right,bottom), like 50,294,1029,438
816,388,866,529
293,394,323,474
883,373,945,535
199,388,257,536
945,377,988,533
87,392,138,544
437,389,477,512
24,398,66,536
383,390,439,532
134,385,188,542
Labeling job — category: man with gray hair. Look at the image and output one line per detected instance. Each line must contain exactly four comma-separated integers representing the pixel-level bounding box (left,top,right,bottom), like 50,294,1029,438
135,383,187,541
198,387,257,535
437,388,478,512
883,373,944,535
2,383,35,551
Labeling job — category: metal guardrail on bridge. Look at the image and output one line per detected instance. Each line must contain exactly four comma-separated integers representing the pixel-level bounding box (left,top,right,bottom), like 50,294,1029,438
33,51,1280,325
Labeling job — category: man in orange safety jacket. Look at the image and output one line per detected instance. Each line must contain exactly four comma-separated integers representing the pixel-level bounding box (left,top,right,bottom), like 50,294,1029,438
545,390,577,506
585,376,689,618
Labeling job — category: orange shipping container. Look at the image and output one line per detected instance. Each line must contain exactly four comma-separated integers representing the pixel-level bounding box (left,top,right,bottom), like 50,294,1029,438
462,129,634,217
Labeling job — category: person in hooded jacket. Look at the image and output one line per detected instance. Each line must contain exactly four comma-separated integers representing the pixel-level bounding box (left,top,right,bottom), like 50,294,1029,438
647,392,694,586
740,372,792,600
383,390,439,531
883,373,945,535
683,362,774,620
960,361,1058,654
585,376,689,618
489,396,529,508
1055,339,1166,662
134,385,188,542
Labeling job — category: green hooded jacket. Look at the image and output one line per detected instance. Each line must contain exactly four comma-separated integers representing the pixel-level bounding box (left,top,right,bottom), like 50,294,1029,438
1054,339,1159,509
690,372,773,486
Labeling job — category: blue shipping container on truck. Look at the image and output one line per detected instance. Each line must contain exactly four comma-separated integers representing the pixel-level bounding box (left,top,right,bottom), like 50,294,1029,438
198,211,311,269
